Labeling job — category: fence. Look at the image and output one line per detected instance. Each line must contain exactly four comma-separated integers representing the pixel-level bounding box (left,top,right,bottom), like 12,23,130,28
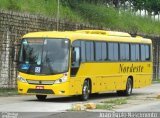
0,10,159,88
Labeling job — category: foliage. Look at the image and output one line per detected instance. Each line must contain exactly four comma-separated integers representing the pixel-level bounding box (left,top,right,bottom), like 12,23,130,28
96,104,113,110
0,0,160,34
74,3,160,34
101,98,128,105
131,0,160,15
67,0,160,15
7,0,20,10
96,98,127,110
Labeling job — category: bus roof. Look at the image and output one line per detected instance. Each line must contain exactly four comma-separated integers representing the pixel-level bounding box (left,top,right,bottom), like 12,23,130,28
22,30,152,44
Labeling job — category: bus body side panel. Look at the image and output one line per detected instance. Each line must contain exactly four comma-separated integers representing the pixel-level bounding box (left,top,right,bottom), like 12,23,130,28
69,76,83,95
72,61,152,94
132,62,152,89
73,62,126,94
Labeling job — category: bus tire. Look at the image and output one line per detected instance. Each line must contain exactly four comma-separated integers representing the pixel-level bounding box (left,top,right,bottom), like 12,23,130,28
124,78,133,96
36,95,47,101
81,80,90,101
117,78,133,96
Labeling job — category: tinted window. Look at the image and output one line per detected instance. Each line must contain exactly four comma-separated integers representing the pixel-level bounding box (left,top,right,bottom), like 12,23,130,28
120,43,129,61
135,44,140,61
72,41,81,67
145,45,150,61
86,42,91,61
90,42,94,61
108,43,119,61
81,41,86,62
140,44,150,61
114,43,119,61
72,40,80,47
102,42,107,61
131,44,136,61
85,41,94,61
141,45,146,61
95,42,102,61
108,43,114,61
131,44,139,61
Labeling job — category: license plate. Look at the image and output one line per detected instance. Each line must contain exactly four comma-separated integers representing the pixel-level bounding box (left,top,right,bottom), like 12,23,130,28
36,86,44,89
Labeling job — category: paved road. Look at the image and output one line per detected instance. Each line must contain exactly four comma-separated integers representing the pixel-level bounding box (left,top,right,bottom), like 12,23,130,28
0,83,160,118
0,93,118,112
115,83,160,112
116,101,160,112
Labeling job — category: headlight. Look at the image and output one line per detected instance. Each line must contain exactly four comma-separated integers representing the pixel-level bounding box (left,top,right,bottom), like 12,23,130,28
17,75,27,83
54,73,68,84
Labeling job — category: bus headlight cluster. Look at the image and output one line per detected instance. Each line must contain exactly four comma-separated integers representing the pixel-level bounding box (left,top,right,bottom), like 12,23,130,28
54,73,68,84
17,75,27,83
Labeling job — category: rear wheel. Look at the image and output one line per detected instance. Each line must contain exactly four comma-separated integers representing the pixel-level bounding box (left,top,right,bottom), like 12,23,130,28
125,78,133,96
117,78,133,96
81,80,90,101
36,95,47,101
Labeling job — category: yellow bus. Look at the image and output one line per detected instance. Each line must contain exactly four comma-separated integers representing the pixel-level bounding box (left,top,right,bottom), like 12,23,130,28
17,30,152,101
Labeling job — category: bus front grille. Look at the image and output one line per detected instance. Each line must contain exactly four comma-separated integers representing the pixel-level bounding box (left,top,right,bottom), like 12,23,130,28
27,89,54,94
27,80,55,85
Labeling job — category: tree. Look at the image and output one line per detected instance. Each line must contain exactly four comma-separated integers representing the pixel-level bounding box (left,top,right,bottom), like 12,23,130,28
144,0,160,16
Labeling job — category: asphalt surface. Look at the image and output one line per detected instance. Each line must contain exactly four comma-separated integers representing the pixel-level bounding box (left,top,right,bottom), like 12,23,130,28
0,83,160,118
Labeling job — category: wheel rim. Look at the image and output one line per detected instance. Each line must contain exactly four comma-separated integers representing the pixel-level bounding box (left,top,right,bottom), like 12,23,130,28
83,82,90,99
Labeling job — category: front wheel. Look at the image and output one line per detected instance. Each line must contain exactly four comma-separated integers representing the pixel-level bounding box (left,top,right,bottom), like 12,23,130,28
81,80,90,101
36,95,47,101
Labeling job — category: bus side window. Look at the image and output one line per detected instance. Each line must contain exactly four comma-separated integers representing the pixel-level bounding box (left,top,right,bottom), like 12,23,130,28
81,41,86,62
72,47,80,67
71,47,80,76
71,40,81,76
145,45,150,61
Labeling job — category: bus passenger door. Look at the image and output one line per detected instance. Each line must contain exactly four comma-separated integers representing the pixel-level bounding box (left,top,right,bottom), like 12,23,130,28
70,47,81,95
71,47,80,76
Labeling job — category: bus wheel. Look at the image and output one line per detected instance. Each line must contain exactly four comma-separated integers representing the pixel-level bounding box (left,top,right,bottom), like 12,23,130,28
81,80,90,101
117,78,133,96
36,95,47,101
125,78,133,96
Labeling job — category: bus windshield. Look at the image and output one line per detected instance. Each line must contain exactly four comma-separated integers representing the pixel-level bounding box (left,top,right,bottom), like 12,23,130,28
18,38,70,75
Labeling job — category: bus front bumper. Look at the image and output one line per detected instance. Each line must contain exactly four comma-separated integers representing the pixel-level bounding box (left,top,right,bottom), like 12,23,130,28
17,81,70,96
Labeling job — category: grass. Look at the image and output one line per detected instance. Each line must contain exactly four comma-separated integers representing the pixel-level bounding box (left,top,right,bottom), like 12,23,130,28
0,0,57,14
0,0,84,22
0,88,18,96
96,98,128,110
0,0,160,34
75,3,160,34
101,98,128,105
96,104,113,110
